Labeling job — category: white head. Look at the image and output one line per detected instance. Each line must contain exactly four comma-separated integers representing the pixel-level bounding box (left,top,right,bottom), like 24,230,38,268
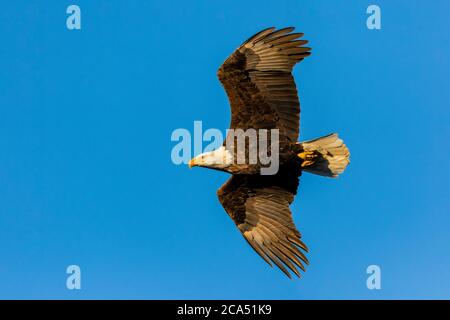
188,146,233,170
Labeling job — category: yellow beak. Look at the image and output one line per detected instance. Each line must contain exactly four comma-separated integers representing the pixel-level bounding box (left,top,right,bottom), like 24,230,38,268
188,159,197,168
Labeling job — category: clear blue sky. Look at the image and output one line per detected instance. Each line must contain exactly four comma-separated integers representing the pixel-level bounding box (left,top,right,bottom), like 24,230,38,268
0,1,449,299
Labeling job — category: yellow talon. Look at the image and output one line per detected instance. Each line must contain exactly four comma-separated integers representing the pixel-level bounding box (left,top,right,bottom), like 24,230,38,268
298,151,316,167
298,152,308,160
301,160,314,167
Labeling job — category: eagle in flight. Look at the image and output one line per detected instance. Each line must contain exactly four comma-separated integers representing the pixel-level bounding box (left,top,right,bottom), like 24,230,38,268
188,27,350,278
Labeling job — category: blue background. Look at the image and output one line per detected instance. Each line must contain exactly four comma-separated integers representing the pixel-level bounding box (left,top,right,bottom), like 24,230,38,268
0,1,449,299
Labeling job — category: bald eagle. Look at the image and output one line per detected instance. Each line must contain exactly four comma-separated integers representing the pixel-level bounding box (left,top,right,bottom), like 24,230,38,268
188,27,350,278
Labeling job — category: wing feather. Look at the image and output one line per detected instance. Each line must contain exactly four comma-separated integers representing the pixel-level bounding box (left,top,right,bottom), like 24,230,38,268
217,174,308,278
217,27,311,142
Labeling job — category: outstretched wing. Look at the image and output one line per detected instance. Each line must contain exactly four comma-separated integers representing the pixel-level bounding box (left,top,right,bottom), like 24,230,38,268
217,173,308,278
217,27,311,142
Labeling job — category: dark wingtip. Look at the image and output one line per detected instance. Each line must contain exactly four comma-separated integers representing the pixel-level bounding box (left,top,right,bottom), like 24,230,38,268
243,26,275,45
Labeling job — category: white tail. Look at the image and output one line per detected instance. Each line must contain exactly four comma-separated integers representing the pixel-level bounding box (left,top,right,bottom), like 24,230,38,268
299,133,350,177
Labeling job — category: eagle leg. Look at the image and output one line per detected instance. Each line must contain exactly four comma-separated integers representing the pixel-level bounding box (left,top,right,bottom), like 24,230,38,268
298,151,317,168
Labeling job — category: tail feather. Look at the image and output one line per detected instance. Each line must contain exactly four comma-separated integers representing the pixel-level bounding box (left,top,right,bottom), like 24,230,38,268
299,133,350,177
